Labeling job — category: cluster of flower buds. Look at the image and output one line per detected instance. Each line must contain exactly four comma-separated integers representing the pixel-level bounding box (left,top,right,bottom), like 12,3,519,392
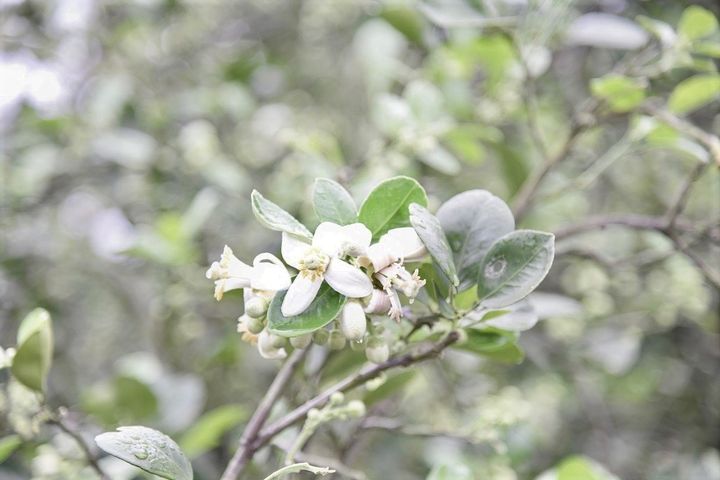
207,221,428,362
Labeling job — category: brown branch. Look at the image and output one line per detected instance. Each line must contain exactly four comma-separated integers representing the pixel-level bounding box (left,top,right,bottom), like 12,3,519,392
220,347,308,480
48,411,109,480
249,332,461,457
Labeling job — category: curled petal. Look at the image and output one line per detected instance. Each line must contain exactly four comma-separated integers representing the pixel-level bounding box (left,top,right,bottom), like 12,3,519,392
281,273,323,316
324,258,373,298
213,277,249,301
282,232,311,269
365,243,398,271
312,222,345,257
379,227,426,261
257,330,287,359
252,253,291,291
365,289,391,315
339,223,372,257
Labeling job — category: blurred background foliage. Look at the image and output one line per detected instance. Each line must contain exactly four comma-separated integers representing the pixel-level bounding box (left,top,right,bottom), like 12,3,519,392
1,0,719,479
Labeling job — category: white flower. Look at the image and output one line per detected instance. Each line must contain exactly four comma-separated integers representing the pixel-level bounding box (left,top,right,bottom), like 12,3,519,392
206,246,291,301
362,227,426,271
0,347,16,369
257,330,287,360
364,289,392,315
237,315,260,344
361,228,427,320
281,222,373,316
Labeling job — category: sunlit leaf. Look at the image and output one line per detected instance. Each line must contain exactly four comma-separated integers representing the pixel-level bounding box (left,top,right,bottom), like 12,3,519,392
358,176,428,240
11,308,53,393
312,178,358,225
591,74,646,112
179,405,247,458
678,6,718,41
667,74,720,114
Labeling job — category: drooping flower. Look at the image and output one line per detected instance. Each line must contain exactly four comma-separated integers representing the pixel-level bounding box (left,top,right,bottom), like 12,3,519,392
206,246,291,301
280,222,373,316
361,227,427,320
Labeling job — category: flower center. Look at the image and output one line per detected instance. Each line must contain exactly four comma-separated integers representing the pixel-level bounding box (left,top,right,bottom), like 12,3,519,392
299,248,330,281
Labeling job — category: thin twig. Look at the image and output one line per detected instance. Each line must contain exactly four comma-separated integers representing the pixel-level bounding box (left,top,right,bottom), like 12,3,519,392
251,332,461,455
48,412,109,480
666,161,709,231
220,348,308,480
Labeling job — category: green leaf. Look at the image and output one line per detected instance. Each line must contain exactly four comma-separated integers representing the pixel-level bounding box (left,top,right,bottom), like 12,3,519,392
251,190,312,240
95,426,193,480
179,405,247,458
416,145,462,175
11,308,53,393
409,203,458,286
678,6,718,41
590,74,646,112
358,176,428,240
667,74,720,114
556,455,619,480
694,41,720,58
436,190,515,291
455,328,524,364
267,283,347,337
363,371,416,406
427,463,474,480
477,230,555,309
0,435,22,463
312,178,358,225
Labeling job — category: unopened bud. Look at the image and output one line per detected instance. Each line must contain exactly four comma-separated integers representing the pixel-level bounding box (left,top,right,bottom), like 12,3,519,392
246,316,265,334
366,337,389,364
245,296,269,318
289,333,312,349
271,334,287,349
328,330,346,350
339,301,367,341
313,329,329,345
349,339,365,352
330,392,345,404
346,400,366,417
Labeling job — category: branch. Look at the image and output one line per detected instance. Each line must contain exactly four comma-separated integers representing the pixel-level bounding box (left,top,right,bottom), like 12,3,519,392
220,348,308,480
48,411,109,480
251,332,461,455
554,214,671,241
359,416,485,445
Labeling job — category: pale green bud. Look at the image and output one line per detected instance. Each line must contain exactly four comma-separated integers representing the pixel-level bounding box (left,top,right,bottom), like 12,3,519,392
313,329,329,345
328,330,346,350
246,316,265,334
366,337,389,364
245,296,269,318
270,334,287,349
346,400,366,417
330,392,345,405
289,333,312,349
349,339,365,352
339,301,367,341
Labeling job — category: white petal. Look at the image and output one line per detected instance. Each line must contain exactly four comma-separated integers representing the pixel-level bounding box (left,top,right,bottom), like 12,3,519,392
365,289,391,315
251,253,291,291
339,301,367,340
339,223,372,256
282,232,311,269
324,258,373,298
281,273,323,316
312,222,345,256
258,331,287,359
379,227,426,261
366,243,397,271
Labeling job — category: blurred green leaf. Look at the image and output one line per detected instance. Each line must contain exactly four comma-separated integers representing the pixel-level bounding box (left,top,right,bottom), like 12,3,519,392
96,426,192,480
179,404,247,458
11,308,53,393
678,6,718,41
409,203,458,287
268,283,347,337
312,178,358,225
591,74,646,112
437,190,515,291
477,230,555,309
363,371,416,406
358,176,428,240
455,328,524,364
0,435,22,463
251,190,312,239
667,74,720,114
427,463,473,480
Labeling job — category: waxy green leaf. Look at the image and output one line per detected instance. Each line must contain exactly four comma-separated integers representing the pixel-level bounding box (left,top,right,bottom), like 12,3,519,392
477,230,554,309
312,178,358,225
436,190,515,291
358,176,427,240
409,203,458,286
268,283,347,337
251,190,312,239
95,426,192,480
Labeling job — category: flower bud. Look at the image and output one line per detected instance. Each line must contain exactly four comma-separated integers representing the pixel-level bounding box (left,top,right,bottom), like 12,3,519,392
245,296,269,318
364,289,391,315
328,330,346,350
339,301,367,341
349,339,365,352
346,400,366,417
271,334,287,349
246,316,265,334
307,408,321,420
366,337,389,364
330,392,345,404
313,329,329,345
289,333,312,349
257,330,287,360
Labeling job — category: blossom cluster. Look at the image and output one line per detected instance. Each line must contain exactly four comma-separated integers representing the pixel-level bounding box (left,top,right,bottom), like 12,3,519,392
206,221,427,361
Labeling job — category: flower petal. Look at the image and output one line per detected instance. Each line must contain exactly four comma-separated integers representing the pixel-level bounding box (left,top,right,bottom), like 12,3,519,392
324,258,373,298
251,253,291,291
339,223,372,256
258,331,287,359
312,222,345,257
281,273,323,316
379,227,426,261
282,232,311,269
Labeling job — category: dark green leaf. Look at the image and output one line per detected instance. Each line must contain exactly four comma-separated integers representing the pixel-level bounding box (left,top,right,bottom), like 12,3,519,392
436,190,515,291
358,176,428,240
409,203,458,286
267,283,347,337
477,230,555,309
312,178,358,225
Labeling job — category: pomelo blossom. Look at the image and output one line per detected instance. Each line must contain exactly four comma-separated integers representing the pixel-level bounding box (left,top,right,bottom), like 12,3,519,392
206,246,291,301
281,222,373,316
361,227,427,320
